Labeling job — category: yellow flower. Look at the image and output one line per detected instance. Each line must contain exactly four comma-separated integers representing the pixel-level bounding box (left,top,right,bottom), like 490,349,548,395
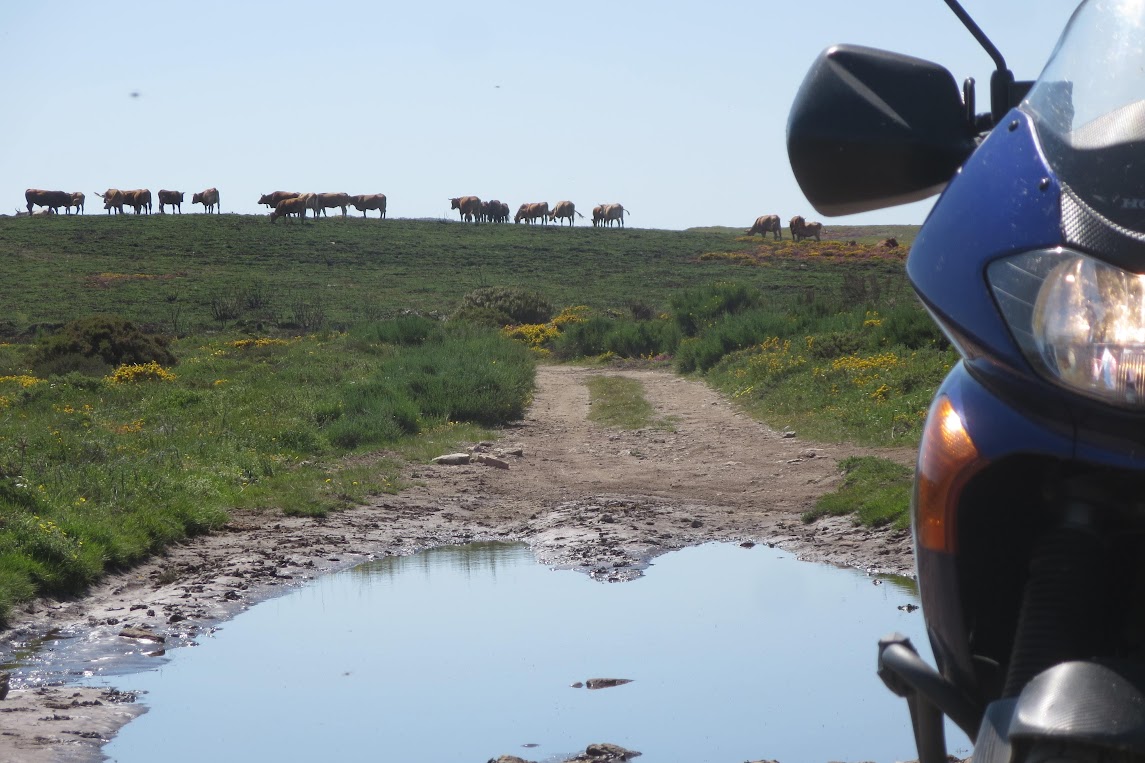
106,361,176,385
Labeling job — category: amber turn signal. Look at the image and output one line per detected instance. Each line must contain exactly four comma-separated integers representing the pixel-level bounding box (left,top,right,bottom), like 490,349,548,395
915,396,984,553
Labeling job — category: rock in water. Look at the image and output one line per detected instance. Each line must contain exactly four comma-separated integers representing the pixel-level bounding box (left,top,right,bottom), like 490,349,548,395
584,678,633,690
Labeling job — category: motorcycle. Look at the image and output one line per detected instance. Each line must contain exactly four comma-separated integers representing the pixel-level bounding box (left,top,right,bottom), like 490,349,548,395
787,1,1145,762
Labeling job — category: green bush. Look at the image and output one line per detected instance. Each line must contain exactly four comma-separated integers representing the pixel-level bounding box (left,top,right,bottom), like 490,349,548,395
29,314,176,377
351,315,441,347
453,286,554,326
670,281,761,336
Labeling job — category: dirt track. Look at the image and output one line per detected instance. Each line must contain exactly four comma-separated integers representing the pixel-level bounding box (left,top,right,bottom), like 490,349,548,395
0,364,916,762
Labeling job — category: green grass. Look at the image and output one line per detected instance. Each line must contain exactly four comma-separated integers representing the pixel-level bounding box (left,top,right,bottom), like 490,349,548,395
803,456,914,530
585,376,675,431
0,215,911,338
0,322,533,625
0,215,933,620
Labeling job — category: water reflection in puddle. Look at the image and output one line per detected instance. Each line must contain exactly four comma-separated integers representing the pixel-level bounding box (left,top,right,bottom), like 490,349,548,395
91,542,968,762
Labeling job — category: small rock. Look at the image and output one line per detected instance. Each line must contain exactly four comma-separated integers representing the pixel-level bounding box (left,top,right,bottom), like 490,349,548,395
585,678,633,690
782,431,796,438
740,541,756,549
584,742,642,760
499,447,525,458
690,519,703,529
487,757,535,763
474,454,509,470
0,671,10,700
119,626,165,643
570,681,584,688
898,603,920,613
431,453,472,466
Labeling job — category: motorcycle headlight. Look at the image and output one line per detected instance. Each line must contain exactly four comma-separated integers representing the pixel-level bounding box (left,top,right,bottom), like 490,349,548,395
989,248,1145,408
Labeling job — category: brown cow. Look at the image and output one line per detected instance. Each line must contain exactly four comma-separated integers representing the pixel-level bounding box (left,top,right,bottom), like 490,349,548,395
193,187,220,214
25,189,72,215
158,190,184,214
549,200,583,226
98,188,125,214
313,192,350,218
592,205,605,227
450,196,482,223
496,201,510,223
68,192,85,215
601,203,628,228
121,189,152,215
515,202,550,224
746,214,781,239
789,215,823,242
259,191,300,208
350,193,386,219
270,196,309,223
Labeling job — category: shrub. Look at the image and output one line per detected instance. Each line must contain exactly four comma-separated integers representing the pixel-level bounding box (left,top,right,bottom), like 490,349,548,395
29,314,176,377
669,281,761,336
353,315,441,347
453,286,554,326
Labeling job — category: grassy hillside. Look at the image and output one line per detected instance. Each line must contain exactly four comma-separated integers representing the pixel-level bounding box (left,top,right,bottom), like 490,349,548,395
0,215,919,337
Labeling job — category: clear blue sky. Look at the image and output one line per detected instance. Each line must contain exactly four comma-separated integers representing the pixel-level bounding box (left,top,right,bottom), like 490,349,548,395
1,1,1079,229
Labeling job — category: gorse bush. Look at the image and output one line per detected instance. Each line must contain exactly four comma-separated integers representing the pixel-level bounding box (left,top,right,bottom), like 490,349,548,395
29,314,176,378
453,286,555,327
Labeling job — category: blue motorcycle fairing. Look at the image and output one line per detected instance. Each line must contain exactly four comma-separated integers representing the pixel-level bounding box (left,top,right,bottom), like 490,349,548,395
908,110,1061,381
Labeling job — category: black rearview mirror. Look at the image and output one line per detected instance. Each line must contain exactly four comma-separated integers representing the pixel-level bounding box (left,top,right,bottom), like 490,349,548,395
787,44,976,216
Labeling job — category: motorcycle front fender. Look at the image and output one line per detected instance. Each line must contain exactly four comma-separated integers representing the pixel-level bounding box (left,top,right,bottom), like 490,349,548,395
972,661,1145,761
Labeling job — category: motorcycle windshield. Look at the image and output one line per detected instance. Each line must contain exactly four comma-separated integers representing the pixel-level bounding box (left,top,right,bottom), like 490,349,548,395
1025,0,1145,232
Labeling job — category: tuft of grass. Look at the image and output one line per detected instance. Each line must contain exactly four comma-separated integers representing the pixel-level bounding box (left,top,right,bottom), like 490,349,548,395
803,456,913,529
585,376,675,431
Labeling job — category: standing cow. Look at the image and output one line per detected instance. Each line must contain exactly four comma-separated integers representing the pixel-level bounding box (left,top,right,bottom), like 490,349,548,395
312,192,350,217
259,191,300,208
450,196,482,223
193,188,220,214
69,192,85,215
746,214,781,239
601,203,628,228
158,190,184,214
789,215,823,242
350,193,387,219
270,196,308,223
514,202,550,224
25,189,72,215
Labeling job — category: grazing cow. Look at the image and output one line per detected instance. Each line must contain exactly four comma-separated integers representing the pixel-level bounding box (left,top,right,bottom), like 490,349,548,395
259,191,300,208
514,201,550,224
592,205,605,227
270,196,309,223
69,192,85,215
746,214,782,239
24,189,72,215
789,215,823,241
549,200,583,226
601,203,628,228
313,192,350,217
450,196,482,223
350,193,387,219
193,187,220,214
158,190,184,214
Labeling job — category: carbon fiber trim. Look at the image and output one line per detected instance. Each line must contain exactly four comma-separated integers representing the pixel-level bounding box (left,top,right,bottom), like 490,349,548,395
1061,183,1145,271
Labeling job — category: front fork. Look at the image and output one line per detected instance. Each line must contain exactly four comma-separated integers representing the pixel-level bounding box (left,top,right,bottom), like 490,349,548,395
879,497,1110,763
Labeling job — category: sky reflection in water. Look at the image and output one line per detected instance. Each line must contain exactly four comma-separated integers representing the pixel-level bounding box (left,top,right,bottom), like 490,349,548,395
93,542,966,763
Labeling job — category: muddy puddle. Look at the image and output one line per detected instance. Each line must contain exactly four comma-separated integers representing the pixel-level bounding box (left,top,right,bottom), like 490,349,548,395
55,542,970,762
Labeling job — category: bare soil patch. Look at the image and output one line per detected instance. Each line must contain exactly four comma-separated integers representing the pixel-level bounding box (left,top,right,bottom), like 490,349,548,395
0,364,916,762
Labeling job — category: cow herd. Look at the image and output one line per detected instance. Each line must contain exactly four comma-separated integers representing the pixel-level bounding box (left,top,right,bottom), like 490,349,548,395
746,214,825,242
448,197,628,228
22,188,220,216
